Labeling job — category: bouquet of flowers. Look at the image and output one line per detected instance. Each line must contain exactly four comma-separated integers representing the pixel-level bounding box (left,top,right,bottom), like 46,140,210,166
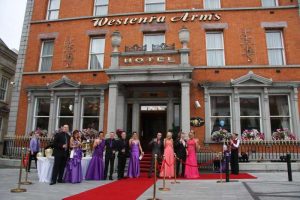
242,129,265,141
211,128,232,142
272,128,296,141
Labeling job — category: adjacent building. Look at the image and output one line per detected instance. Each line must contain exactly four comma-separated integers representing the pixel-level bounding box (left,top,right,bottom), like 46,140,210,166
0,39,17,154
9,0,300,149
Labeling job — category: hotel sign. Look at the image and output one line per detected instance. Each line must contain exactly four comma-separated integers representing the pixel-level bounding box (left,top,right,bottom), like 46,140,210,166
93,12,221,27
120,55,180,66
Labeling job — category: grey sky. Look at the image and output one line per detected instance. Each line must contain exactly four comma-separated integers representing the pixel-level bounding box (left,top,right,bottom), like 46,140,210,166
0,0,27,50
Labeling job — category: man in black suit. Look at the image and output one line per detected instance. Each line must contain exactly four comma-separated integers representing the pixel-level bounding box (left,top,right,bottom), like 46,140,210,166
117,131,129,180
50,124,70,185
148,132,163,178
104,132,118,180
174,132,187,177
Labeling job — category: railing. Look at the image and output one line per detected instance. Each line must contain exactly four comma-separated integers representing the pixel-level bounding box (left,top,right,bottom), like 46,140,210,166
2,136,53,159
239,140,300,162
197,147,218,171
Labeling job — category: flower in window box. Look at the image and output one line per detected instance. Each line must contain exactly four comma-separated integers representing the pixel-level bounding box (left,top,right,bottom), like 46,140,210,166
211,128,232,142
272,128,296,141
242,129,264,141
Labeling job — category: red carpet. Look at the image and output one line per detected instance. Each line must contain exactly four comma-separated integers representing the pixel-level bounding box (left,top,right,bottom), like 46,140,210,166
175,173,257,180
63,176,154,200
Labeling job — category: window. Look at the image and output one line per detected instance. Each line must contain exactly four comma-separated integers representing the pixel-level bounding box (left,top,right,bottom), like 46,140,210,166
81,97,100,130
240,97,261,133
0,77,8,101
94,0,109,16
57,98,74,131
47,0,61,20
269,95,291,132
33,98,50,132
204,0,221,9
266,31,285,65
145,0,165,12
89,38,105,70
206,32,225,66
210,96,231,133
143,33,165,51
261,0,278,7
39,40,54,72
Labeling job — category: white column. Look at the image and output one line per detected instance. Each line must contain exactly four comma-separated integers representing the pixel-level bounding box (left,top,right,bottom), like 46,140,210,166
204,87,211,142
292,87,300,138
132,101,140,133
263,88,272,140
116,90,125,130
167,91,174,131
232,87,240,135
99,90,105,132
107,82,118,134
48,91,55,137
25,92,33,135
181,80,191,134
73,90,80,131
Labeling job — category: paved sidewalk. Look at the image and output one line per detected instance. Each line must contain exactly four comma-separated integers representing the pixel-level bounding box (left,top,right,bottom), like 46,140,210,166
0,168,299,200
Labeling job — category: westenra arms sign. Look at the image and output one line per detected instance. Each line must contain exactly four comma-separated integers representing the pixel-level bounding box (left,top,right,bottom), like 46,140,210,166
92,12,221,27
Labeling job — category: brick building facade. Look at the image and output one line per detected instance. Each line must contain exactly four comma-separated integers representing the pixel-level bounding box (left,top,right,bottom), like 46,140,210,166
8,0,300,148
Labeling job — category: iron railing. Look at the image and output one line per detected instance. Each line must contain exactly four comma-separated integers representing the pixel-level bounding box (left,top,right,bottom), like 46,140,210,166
239,140,300,162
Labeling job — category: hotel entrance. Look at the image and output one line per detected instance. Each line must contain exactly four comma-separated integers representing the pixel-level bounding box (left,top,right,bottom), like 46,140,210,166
140,105,167,152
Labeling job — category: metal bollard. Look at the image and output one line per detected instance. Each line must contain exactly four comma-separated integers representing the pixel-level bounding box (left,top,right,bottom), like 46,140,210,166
286,153,293,182
225,152,230,182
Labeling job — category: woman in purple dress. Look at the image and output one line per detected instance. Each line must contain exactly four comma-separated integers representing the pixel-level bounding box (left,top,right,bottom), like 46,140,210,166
64,130,83,183
85,131,105,180
127,132,144,178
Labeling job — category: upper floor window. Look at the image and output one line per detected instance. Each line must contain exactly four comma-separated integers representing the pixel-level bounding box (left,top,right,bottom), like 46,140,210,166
145,0,165,12
39,40,54,72
89,38,105,70
261,0,278,7
47,0,61,20
206,32,225,66
94,0,109,16
266,31,285,65
0,76,8,101
204,0,221,9
143,33,165,51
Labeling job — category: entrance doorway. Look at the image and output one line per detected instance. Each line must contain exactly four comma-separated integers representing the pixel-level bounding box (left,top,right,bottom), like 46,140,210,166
140,105,167,152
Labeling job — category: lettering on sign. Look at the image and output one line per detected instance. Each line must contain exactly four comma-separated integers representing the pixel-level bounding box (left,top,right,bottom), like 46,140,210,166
122,56,177,65
93,12,221,27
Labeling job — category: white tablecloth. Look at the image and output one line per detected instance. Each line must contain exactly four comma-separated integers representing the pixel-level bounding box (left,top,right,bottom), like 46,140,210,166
37,156,92,183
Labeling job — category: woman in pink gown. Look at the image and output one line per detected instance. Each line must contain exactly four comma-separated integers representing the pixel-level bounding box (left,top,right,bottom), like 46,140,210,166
160,132,174,178
184,131,200,178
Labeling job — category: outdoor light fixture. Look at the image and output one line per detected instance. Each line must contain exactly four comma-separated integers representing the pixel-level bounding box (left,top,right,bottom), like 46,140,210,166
178,27,190,49
111,30,122,52
195,100,201,108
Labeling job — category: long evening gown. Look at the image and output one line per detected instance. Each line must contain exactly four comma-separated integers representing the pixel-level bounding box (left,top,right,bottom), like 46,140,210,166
64,141,83,183
160,139,174,178
127,141,140,178
184,139,199,178
85,139,105,180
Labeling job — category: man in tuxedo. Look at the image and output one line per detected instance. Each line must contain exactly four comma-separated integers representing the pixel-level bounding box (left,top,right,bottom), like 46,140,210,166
50,124,70,185
230,133,240,175
174,132,187,177
148,132,163,178
117,131,129,180
104,132,118,180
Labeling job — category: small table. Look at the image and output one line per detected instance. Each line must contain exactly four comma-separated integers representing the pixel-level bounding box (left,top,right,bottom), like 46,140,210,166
37,156,92,183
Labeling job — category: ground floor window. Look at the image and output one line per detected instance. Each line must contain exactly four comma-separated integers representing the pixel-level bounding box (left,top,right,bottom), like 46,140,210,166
81,96,100,130
269,95,291,132
33,98,50,132
240,97,261,133
57,97,74,131
210,96,231,133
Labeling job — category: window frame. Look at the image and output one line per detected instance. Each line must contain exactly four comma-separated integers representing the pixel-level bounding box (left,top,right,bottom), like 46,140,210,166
56,97,75,130
143,33,165,51
209,95,232,134
239,95,262,133
80,96,101,130
93,0,109,16
88,37,105,70
46,0,61,20
0,76,9,101
269,94,292,132
144,0,166,12
205,31,225,66
38,40,54,72
204,0,221,9
265,30,286,65
32,97,51,131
